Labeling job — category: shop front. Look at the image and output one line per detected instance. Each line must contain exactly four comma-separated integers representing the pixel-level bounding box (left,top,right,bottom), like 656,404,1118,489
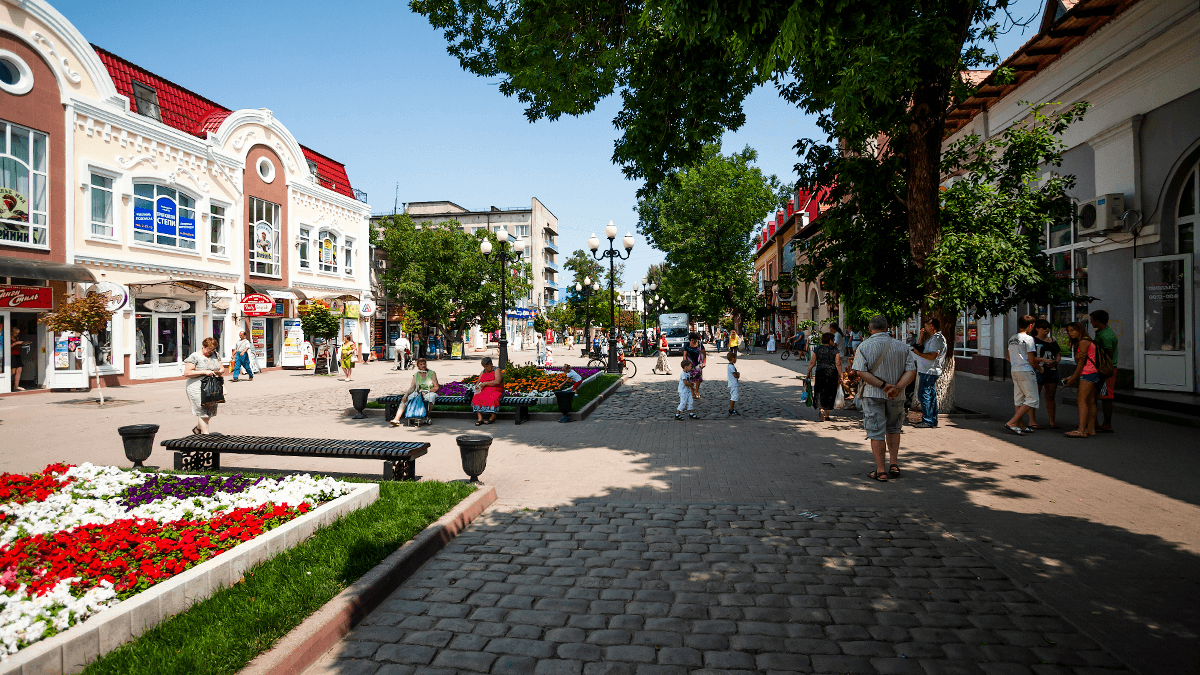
0,282,54,393
128,280,228,381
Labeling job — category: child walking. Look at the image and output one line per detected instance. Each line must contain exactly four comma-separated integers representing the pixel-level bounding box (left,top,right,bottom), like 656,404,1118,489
727,351,741,416
675,360,698,420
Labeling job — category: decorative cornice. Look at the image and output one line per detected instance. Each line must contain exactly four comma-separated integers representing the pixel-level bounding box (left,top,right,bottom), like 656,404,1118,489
7,0,123,104
73,255,240,282
289,179,372,215
29,31,80,83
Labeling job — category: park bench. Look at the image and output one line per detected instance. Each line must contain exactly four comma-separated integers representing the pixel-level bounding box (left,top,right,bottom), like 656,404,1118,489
160,435,429,480
378,394,539,425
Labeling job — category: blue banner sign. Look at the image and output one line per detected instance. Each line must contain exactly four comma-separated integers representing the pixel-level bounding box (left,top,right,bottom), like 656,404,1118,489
178,215,196,241
133,204,153,232
155,197,177,237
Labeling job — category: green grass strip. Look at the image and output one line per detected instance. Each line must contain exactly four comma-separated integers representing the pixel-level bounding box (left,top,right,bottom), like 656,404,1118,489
82,480,475,675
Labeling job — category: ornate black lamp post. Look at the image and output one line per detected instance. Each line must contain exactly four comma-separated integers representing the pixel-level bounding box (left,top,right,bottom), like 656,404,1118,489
575,277,594,357
481,227,525,370
588,222,634,374
638,277,657,355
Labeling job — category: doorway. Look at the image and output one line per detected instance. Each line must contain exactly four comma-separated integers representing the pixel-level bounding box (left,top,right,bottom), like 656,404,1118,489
134,313,186,378
1134,254,1194,391
7,313,42,391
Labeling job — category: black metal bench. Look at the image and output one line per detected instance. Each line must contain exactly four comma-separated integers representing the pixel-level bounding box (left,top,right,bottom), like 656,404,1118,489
376,395,434,427
161,435,430,480
434,395,539,425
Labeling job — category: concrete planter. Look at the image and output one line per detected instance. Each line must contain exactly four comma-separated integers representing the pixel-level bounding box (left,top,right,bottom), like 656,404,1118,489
0,482,379,675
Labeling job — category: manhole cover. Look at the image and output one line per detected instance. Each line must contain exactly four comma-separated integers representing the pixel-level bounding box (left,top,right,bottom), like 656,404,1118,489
53,398,142,408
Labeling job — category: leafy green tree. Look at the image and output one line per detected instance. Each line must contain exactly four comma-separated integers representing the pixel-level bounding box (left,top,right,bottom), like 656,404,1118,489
40,293,116,404
298,302,340,341
372,214,531,346
545,302,575,334
636,144,778,327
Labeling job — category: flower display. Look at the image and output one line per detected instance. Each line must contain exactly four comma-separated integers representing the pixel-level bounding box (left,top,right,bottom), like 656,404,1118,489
441,366,601,398
0,464,352,658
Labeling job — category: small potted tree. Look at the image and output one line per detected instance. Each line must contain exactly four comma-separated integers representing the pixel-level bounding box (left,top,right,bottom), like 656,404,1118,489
39,292,116,404
299,300,340,375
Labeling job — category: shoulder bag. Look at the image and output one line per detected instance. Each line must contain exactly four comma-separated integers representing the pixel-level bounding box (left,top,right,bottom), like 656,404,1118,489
200,374,225,405
855,337,893,411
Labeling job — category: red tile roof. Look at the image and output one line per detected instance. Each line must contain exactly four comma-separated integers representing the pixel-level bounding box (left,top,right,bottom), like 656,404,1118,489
92,45,357,199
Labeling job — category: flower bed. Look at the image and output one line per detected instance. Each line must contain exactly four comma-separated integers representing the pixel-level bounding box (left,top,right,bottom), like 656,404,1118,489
445,366,603,398
0,464,351,659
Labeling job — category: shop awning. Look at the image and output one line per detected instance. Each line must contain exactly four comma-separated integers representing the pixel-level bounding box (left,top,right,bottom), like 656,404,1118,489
128,278,228,293
319,294,360,302
0,258,96,283
244,283,308,300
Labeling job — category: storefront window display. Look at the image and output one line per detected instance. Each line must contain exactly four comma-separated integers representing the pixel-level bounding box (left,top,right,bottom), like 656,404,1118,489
132,298,196,377
0,119,50,249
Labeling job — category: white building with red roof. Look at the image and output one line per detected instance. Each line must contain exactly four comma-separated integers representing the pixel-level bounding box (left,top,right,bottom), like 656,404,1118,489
0,0,373,391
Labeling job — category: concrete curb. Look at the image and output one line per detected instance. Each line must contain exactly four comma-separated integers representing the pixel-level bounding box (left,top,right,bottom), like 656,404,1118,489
0,482,380,675
238,484,498,675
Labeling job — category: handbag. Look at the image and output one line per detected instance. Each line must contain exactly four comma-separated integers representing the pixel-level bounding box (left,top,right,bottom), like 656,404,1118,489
855,337,893,411
404,393,428,419
803,378,814,407
200,375,225,405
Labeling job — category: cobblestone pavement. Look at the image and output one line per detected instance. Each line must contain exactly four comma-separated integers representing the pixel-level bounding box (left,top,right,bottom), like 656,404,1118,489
591,369,800,421
306,503,1129,675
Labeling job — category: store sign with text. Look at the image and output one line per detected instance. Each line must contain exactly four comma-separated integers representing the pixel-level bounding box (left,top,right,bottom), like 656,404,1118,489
0,285,53,310
241,293,275,316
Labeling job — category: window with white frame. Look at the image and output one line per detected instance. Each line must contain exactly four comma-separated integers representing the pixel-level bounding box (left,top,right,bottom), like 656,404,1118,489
210,204,226,256
515,225,529,237
90,173,114,238
248,197,281,276
317,230,338,273
1178,162,1197,255
133,183,197,250
0,120,49,248
344,238,354,276
1040,213,1089,355
299,227,311,268
954,311,979,356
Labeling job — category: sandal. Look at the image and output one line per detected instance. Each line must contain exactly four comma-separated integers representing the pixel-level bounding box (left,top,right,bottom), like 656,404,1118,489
474,421,484,426
192,425,202,435
888,464,901,478
389,420,401,427
1064,430,1088,438
1028,424,1045,429
1004,425,1025,436
868,470,888,482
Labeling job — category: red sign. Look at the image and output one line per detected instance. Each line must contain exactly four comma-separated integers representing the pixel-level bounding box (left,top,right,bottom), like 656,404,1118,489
0,285,53,310
241,293,275,316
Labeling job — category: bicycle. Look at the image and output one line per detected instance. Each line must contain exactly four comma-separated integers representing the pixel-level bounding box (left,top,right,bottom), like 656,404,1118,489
586,350,637,378
779,341,807,360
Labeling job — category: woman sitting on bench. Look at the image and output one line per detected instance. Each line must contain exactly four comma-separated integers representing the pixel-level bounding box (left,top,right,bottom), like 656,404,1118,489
390,358,440,426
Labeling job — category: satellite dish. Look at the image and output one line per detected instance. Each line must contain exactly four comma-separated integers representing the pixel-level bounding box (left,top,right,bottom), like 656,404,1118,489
1079,203,1097,231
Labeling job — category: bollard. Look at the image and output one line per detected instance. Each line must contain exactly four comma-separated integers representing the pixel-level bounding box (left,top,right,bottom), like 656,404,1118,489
117,424,160,467
349,388,371,419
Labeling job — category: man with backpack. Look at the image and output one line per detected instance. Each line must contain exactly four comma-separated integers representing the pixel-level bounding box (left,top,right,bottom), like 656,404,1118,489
1090,310,1118,433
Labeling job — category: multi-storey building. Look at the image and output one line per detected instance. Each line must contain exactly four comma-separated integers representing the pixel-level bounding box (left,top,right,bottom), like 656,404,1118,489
378,199,559,350
0,0,372,392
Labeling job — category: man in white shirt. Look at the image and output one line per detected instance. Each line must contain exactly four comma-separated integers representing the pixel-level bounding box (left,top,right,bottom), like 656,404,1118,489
911,317,947,428
394,333,411,370
1005,315,1042,435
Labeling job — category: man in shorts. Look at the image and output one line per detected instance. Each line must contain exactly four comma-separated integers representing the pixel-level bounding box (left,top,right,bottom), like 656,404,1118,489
1004,315,1041,436
1090,310,1118,432
852,315,917,482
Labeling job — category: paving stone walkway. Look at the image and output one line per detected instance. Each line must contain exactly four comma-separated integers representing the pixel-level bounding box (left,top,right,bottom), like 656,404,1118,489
307,503,1129,675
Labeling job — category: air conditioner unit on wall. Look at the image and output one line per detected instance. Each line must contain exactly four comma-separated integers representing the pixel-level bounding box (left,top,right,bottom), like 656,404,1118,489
1077,193,1125,236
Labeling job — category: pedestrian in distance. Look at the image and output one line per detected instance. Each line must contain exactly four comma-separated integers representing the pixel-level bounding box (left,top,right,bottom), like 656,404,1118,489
231,330,253,381
1063,321,1101,438
684,333,706,398
339,334,358,382
851,315,917,482
805,332,842,422
1090,309,1118,433
726,350,741,416
183,337,224,435
766,332,776,353
654,333,672,375
675,359,698,420
1004,315,1045,435
911,317,947,428
9,326,27,391
728,330,739,356
394,332,411,370
1030,319,1061,429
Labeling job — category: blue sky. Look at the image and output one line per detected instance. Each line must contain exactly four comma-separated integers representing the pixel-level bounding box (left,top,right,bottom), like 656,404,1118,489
55,0,1044,289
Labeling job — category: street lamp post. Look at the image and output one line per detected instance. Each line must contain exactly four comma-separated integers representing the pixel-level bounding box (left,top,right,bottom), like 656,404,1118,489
589,222,634,374
638,277,657,356
575,277,594,357
481,226,525,371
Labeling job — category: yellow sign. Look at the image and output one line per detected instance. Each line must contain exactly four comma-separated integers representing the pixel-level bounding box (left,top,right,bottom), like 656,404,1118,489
345,302,360,319
451,342,464,359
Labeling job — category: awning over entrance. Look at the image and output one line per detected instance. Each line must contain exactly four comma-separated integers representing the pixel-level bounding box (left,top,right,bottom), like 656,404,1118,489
128,278,229,294
0,258,97,283
244,283,308,300
319,294,360,302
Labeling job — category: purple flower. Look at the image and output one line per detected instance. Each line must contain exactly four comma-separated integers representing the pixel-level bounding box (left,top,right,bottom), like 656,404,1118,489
120,473,273,510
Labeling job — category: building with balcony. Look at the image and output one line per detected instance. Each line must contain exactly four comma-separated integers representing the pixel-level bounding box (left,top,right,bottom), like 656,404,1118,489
0,0,372,392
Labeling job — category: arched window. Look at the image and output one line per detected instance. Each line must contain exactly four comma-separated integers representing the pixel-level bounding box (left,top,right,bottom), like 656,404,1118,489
249,197,280,276
318,230,338,273
1178,162,1197,254
0,119,49,248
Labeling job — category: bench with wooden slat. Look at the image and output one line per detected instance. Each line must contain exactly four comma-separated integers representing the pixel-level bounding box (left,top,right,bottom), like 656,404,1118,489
160,435,430,480
377,395,540,425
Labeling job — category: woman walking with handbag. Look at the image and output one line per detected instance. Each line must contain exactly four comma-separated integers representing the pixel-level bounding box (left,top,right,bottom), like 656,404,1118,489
184,337,225,435
805,332,843,422
339,334,357,381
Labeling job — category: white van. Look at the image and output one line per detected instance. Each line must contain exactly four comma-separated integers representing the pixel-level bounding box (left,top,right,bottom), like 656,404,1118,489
658,313,690,355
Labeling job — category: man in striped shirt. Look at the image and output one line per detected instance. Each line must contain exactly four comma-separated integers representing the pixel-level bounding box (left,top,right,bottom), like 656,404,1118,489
851,315,918,482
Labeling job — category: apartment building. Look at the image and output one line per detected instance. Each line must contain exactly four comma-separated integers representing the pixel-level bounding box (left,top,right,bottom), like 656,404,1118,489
0,0,372,392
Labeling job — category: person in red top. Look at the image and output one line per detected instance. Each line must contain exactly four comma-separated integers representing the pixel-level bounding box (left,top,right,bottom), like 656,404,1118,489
472,357,505,425
655,334,672,375
1063,322,1099,438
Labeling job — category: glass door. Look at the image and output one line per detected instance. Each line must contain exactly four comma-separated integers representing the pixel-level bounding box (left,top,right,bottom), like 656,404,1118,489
0,312,9,394
1134,254,1194,391
154,314,183,378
